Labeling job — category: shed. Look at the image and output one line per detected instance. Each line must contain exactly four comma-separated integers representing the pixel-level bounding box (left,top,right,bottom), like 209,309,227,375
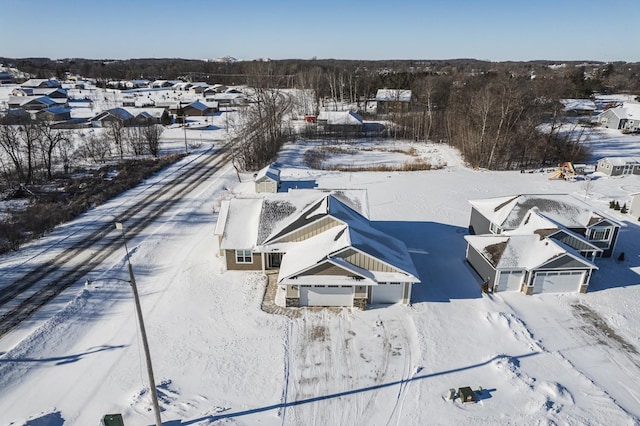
255,164,281,193
458,387,476,403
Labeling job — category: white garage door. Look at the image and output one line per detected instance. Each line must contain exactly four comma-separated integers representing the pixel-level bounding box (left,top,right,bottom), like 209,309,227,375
299,286,354,307
371,282,404,304
496,270,524,292
532,271,584,294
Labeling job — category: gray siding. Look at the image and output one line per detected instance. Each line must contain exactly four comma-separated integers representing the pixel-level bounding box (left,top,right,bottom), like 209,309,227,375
631,194,640,219
469,207,491,235
466,244,497,285
599,109,622,129
538,254,590,270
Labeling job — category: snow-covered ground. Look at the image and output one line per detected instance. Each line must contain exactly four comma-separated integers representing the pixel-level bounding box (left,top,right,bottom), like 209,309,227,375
2,116,640,425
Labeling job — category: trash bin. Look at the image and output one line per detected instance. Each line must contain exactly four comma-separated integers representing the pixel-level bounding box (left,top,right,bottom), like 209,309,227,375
102,413,124,426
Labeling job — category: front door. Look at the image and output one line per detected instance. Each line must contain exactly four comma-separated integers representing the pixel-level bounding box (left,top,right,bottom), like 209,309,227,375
268,252,283,269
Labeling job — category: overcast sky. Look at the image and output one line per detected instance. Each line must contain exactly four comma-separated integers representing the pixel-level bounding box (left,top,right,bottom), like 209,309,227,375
1,0,638,62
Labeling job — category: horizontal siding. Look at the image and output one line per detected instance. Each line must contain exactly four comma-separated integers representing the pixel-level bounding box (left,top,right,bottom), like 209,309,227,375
466,244,496,285
469,207,491,235
224,250,262,271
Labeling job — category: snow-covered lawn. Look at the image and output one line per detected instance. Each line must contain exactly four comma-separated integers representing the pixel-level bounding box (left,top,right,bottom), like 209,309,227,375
1,134,640,425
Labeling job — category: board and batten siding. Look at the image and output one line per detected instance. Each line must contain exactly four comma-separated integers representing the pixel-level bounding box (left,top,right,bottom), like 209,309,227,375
301,262,352,277
466,244,497,285
275,216,341,243
469,207,491,235
341,248,397,273
224,250,262,271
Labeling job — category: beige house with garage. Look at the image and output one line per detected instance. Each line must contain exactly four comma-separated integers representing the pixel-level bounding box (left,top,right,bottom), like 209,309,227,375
214,190,420,308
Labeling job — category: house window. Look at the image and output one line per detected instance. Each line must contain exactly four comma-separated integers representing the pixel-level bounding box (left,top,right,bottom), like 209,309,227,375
235,249,253,263
489,222,502,234
589,228,611,241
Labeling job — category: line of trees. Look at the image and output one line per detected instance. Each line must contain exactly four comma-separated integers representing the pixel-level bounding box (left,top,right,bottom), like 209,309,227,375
0,116,164,189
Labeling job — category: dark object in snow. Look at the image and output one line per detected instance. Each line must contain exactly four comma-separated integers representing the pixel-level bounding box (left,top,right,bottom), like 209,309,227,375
618,252,625,262
102,413,124,426
447,388,456,400
458,386,476,403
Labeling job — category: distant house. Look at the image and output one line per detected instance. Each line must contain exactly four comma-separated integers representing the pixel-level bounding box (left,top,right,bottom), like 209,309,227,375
215,190,420,308
598,103,640,133
207,91,247,108
8,95,59,111
254,164,280,193
375,89,412,114
317,110,364,134
182,100,218,116
20,78,61,89
0,72,15,85
561,99,596,116
13,87,68,99
468,194,621,258
35,106,72,122
90,107,166,127
188,83,209,94
596,157,640,177
125,79,150,89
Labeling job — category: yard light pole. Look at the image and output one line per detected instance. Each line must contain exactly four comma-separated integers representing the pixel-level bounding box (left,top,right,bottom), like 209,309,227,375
115,222,163,426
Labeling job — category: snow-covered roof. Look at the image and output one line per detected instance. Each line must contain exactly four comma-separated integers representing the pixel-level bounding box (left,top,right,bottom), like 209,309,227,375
598,156,640,166
469,194,610,230
560,99,596,111
186,100,217,111
317,110,363,125
219,198,263,249
277,222,419,285
599,103,640,120
375,89,412,102
465,234,596,271
255,164,280,183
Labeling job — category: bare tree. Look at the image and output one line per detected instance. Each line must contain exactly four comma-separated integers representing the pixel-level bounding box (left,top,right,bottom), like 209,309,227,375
143,124,164,157
0,124,26,183
124,126,146,156
38,123,69,179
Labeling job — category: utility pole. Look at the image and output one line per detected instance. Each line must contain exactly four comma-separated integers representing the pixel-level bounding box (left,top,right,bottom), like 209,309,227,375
115,222,162,426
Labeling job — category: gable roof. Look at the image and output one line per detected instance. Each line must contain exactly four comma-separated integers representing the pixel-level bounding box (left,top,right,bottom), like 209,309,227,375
599,103,640,120
277,222,419,284
255,164,280,183
317,110,363,125
469,194,614,230
505,208,602,253
598,156,640,166
375,89,412,102
465,234,597,271
262,190,369,244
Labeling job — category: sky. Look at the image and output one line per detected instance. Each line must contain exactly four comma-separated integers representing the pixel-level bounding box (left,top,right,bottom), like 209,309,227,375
1,0,639,62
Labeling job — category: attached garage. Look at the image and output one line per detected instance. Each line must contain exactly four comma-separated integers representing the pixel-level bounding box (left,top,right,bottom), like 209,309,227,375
299,285,354,307
371,282,404,304
496,270,524,292
532,271,584,294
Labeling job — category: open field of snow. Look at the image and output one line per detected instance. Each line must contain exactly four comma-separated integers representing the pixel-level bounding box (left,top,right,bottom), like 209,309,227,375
1,121,640,425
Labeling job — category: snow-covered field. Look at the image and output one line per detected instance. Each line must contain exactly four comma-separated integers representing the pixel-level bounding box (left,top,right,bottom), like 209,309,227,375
2,119,640,425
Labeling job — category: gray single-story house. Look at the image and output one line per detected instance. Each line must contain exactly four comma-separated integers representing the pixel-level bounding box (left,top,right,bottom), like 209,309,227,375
596,157,640,177
598,103,640,132
465,233,597,295
468,194,621,258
